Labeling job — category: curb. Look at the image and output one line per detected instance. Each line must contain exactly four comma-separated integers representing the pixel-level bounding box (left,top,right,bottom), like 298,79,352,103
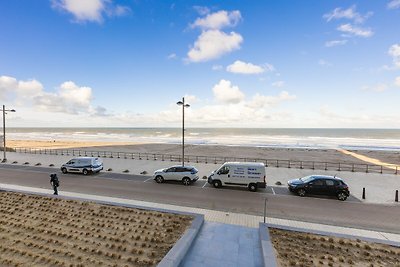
259,223,278,267
0,187,205,267
158,215,204,267
264,223,400,248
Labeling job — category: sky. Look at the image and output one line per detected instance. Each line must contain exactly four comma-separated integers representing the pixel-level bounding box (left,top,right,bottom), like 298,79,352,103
0,0,400,128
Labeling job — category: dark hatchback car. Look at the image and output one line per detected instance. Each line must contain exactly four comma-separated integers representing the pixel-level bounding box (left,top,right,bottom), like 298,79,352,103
287,175,350,201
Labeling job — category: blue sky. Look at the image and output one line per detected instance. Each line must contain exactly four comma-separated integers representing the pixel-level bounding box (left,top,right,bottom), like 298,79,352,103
0,0,399,128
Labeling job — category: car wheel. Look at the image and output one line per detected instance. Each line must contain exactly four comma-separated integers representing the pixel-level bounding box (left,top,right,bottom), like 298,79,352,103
155,175,164,183
248,183,257,192
61,168,67,174
297,188,306,197
182,177,191,186
213,180,222,188
83,169,89,175
337,192,348,201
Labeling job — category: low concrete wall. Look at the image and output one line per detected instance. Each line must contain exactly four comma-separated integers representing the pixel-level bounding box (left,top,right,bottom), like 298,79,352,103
259,222,278,267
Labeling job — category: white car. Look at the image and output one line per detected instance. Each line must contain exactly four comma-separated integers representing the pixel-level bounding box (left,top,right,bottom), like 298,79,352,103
61,157,103,175
153,165,199,186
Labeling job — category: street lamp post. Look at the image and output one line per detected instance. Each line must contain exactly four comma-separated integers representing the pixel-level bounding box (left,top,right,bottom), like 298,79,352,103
177,97,190,166
1,105,16,162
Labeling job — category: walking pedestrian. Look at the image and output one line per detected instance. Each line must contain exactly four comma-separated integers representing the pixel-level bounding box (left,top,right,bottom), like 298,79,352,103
50,173,60,195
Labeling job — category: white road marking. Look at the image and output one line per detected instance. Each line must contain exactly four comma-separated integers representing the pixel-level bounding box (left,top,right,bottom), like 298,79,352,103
271,187,276,195
143,177,154,183
202,181,208,188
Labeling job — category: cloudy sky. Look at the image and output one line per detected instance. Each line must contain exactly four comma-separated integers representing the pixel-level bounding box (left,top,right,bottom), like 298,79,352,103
0,0,399,128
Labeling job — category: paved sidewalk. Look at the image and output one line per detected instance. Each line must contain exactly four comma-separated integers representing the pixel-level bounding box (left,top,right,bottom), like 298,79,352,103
1,183,399,244
5,151,400,204
181,222,263,267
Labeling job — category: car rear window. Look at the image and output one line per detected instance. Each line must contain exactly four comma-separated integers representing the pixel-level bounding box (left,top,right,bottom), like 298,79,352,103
325,180,335,186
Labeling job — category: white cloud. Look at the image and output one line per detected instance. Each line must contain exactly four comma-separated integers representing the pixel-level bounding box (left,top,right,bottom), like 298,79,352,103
187,30,243,62
212,79,245,104
318,59,333,67
51,0,130,23
193,6,210,16
247,91,296,109
0,76,17,99
167,53,177,60
323,5,372,24
388,0,400,9
395,77,400,87
362,83,388,92
325,40,348,47
337,24,373,37
212,65,223,71
183,94,197,104
388,44,400,68
226,60,267,74
187,10,243,63
0,75,104,115
191,10,241,30
272,81,285,88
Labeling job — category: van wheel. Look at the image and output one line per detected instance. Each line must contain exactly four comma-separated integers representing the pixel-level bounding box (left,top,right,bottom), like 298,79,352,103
182,177,191,186
155,175,164,183
82,169,89,175
213,180,222,188
61,168,67,174
248,183,257,192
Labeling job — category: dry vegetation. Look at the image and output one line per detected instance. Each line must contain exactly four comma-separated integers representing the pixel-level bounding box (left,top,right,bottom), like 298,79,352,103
0,192,193,267
269,228,400,267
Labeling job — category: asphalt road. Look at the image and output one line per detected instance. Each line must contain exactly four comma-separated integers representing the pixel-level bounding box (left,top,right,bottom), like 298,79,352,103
1,164,399,234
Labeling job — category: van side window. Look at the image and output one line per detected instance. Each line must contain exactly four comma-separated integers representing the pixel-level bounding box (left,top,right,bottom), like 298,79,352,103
219,166,229,175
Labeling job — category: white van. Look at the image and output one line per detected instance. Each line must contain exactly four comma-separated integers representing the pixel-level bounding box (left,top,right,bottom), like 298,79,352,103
207,162,266,192
61,157,103,175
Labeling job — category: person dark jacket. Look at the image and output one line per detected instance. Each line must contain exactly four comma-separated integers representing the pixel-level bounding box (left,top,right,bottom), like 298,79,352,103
50,173,59,195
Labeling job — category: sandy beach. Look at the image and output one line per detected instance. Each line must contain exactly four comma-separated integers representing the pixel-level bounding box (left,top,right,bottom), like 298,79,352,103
7,139,400,166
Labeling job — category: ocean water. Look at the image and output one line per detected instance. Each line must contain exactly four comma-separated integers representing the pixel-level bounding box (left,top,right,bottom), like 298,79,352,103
6,128,400,151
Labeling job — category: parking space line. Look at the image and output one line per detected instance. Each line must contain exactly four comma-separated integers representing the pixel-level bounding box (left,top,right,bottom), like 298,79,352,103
143,177,154,183
201,181,208,188
271,187,276,195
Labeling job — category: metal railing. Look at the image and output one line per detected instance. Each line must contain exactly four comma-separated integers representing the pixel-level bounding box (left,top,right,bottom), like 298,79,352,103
11,147,400,175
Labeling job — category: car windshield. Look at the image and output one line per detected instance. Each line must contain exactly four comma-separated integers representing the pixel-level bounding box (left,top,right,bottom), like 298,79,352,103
191,168,198,174
300,176,315,183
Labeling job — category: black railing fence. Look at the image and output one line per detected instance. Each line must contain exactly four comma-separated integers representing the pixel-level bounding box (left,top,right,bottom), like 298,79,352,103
12,147,400,175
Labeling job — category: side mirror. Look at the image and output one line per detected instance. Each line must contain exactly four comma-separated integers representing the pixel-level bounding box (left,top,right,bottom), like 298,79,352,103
217,171,221,175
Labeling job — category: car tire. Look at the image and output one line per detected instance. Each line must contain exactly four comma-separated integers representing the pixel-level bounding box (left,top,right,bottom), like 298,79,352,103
61,168,67,174
337,192,348,201
155,175,164,183
297,188,306,197
182,177,191,186
213,180,222,188
83,169,89,175
248,183,257,192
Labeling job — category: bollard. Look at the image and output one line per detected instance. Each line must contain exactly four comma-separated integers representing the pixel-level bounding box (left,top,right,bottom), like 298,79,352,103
362,187,366,199
263,197,267,223
396,190,398,202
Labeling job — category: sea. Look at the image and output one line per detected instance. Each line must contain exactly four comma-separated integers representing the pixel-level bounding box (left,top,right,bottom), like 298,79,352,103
6,128,400,151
